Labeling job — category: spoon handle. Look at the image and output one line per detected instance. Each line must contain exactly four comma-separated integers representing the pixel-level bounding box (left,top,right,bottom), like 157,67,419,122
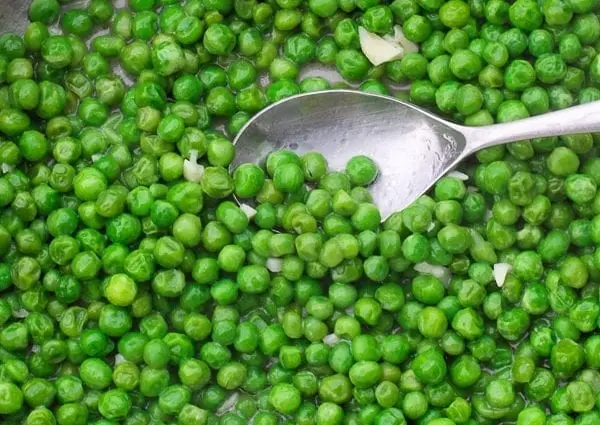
460,101,600,153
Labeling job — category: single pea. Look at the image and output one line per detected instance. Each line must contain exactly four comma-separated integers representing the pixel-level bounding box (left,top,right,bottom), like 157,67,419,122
449,49,482,80
439,0,471,28
346,156,378,186
0,382,23,414
203,23,236,55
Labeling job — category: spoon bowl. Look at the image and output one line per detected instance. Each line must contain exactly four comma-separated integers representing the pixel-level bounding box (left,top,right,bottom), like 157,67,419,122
232,90,467,217
232,90,600,218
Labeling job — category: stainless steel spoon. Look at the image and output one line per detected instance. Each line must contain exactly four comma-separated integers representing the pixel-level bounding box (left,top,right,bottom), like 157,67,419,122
232,90,600,218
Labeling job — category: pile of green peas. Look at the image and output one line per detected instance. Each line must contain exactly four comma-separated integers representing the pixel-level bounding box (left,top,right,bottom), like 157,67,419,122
0,1,600,425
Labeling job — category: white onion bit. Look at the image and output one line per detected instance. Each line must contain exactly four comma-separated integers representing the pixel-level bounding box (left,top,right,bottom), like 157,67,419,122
183,161,204,182
240,203,257,219
183,150,205,182
91,154,102,162
384,25,420,54
1,163,14,173
216,392,239,415
114,354,126,366
414,262,452,285
447,171,469,181
189,149,198,164
323,334,340,346
12,308,29,318
493,263,512,287
359,27,404,66
266,257,283,273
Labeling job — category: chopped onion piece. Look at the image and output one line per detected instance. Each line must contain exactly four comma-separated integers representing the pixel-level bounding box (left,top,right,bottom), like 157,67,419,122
1,163,14,173
91,154,102,162
189,149,199,163
266,257,283,273
359,27,404,66
414,262,451,285
183,149,205,182
216,393,239,415
13,308,29,318
467,186,479,193
183,161,204,182
31,345,40,353
114,354,126,366
493,263,512,287
484,209,493,221
447,170,469,181
323,334,340,346
384,25,419,53
240,203,257,219
427,222,436,232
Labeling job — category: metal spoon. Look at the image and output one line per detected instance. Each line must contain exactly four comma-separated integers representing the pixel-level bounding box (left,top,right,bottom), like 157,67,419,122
232,90,600,218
